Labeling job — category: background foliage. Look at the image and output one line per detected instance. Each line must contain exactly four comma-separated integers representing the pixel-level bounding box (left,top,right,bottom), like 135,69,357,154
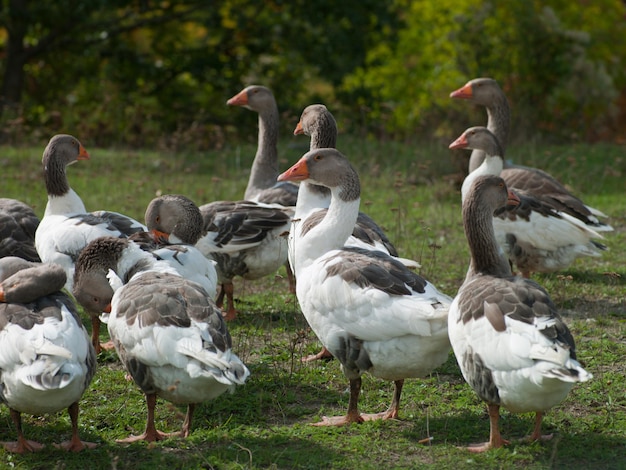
0,0,625,149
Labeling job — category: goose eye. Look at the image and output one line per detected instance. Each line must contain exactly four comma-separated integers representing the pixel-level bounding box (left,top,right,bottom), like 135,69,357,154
93,297,99,303
314,154,322,161
155,216,160,223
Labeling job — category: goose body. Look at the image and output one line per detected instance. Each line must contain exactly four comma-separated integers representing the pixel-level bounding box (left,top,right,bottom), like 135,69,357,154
450,77,612,231
34,135,146,291
278,148,451,425
196,199,292,320
0,257,96,453
227,85,298,206
73,237,249,442
448,175,592,452
0,198,41,262
450,127,607,277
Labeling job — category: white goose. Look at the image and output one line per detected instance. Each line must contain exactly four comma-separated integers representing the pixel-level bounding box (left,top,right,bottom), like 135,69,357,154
450,127,607,277
278,148,451,426
292,104,420,362
449,174,592,452
227,85,298,206
73,237,249,442
34,134,146,352
0,198,41,262
0,257,96,453
450,77,612,231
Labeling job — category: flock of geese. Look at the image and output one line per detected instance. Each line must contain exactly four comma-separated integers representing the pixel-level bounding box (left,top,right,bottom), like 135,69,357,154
0,78,606,454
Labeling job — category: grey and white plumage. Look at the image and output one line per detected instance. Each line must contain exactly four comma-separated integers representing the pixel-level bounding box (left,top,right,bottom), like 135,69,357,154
448,174,592,452
0,198,41,262
450,77,612,231
278,148,451,426
450,126,607,277
73,236,249,442
0,257,96,453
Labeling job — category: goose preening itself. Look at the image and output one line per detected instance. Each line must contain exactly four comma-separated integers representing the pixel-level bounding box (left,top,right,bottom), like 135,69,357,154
0,198,41,262
277,148,451,426
34,134,146,353
196,199,293,320
449,175,592,452
73,237,249,442
227,85,298,206
0,257,96,453
450,77,612,232
292,104,421,362
450,127,607,277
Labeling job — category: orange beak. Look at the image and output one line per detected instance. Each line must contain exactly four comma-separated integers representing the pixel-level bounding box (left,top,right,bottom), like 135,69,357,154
78,144,90,160
278,157,309,182
0,286,5,302
450,82,473,99
293,121,304,135
103,303,112,313
449,134,469,149
507,189,521,207
150,229,170,244
226,89,248,106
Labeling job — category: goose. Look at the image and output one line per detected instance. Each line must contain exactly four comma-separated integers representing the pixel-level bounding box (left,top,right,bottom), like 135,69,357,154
277,148,451,426
293,104,420,361
72,237,249,442
0,257,96,453
195,199,293,320
227,85,298,206
0,198,41,262
34,134,146,352
448,174,592,452
450,77,612,231
141,194,218,298
450,127,607,277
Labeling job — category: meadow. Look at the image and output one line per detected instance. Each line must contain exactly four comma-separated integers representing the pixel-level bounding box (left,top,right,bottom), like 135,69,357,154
0,133,625,469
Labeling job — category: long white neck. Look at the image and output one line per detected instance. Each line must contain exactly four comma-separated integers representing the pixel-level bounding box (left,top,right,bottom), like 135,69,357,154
461,155,504,202
294,187,359,273
44,188,87,216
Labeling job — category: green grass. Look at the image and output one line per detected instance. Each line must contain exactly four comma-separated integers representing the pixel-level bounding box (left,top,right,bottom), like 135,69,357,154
0,135,625,469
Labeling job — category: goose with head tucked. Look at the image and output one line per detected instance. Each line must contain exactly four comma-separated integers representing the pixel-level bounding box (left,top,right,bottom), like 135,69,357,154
278,148,451,426
73,237,249,442
450,77,612,231
0,198,41,262
0,257,96,453
227,85,298,206
292,104,421,361
449,175,592,452
450,127,607,277
34,134,146,352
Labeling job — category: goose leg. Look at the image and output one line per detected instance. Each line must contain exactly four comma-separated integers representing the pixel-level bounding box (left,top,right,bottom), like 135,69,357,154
1,409,45,453
117,393,172,443
221,282,238,321
361,379,404,421
91,316,114,354
55,402,97,452
467,403,509,452
180,404,196,438
526,412,553,442
302,346,334,362
285,262,296,293
312,378,364,426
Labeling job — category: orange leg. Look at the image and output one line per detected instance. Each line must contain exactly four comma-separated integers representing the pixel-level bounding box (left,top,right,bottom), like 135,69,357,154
285,262,296,294
55,402,97,452
312,378,365,426
361,379,404,421
221,282,238,321
180,404,196,438
302,346,334,362
467,403,510,453
526,412,553,442
2,409,45,453
117,393,176,443
91,316,114,354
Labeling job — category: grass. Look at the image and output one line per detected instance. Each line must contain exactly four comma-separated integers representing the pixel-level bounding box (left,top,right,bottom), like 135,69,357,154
0,133,625,469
